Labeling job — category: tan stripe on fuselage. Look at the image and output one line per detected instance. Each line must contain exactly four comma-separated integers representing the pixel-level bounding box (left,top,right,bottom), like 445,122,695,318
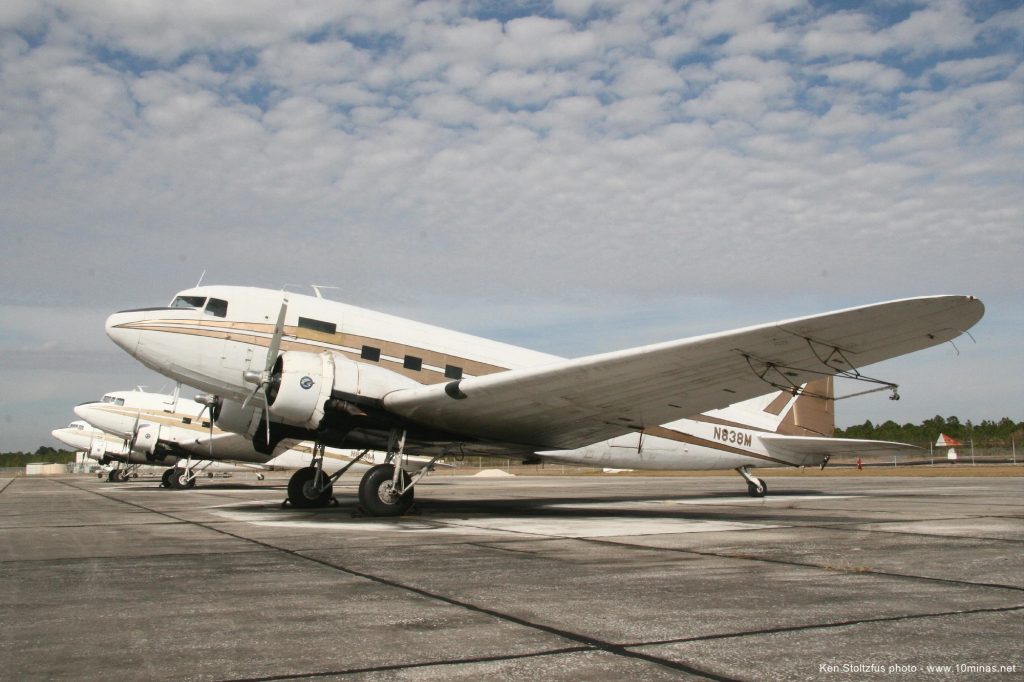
117,319,509,384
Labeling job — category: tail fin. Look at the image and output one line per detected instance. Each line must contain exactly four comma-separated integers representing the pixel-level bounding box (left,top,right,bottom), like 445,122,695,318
774,377,835,437
708,377,835,436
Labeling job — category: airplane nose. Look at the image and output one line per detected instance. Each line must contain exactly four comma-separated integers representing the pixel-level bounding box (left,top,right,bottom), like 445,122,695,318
105,312,142,357
73,404,97,422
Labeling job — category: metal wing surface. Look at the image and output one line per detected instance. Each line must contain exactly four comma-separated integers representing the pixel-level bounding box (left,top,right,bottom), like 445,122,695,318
757,435,922,467
382,296,984,449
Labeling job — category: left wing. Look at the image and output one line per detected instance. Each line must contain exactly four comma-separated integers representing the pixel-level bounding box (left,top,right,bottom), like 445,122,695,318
383,296,983,449
758,435,921,467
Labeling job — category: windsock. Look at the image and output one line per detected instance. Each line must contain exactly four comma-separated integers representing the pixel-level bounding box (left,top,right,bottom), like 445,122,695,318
936,433,961,460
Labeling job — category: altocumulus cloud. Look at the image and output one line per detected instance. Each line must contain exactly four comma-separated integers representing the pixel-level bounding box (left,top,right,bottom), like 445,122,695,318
0,0,1021,450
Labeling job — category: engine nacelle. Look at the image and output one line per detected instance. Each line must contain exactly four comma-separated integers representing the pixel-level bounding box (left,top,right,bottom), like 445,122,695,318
267,351,336,429
265,351,421,429
214,399,262,440
133,424,160,456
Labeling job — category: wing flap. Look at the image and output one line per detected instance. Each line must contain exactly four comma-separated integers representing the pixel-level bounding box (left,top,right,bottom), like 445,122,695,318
382,296,983,449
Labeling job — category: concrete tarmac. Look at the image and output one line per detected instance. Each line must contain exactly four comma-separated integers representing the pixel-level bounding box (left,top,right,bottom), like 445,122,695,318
0,473,1021,681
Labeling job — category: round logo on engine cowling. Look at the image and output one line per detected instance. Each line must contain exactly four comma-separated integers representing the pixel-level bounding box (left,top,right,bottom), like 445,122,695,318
299,376,315,390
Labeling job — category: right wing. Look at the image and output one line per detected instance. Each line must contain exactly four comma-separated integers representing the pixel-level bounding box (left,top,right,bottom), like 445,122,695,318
383,296,984,449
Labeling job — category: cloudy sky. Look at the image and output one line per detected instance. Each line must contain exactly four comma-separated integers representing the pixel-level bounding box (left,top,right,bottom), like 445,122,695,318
1,0,1021,452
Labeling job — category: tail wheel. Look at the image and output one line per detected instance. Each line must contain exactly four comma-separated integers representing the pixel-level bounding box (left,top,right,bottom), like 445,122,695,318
358,464,414,517
287,467,333,508
747,479,767,497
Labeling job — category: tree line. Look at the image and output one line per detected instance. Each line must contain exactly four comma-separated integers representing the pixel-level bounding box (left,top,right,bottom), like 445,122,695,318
0,446,77,468
836,416,1023,447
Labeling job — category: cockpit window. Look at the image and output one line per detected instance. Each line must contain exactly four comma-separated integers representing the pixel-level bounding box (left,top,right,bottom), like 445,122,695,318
102,395,113,403
204,298,228,318
171,295,207,309
115,398,125,406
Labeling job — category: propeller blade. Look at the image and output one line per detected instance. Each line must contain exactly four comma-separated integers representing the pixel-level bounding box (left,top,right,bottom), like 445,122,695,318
241,383,262,410
264,297,289,374
264,400,271,446
127,409,142,452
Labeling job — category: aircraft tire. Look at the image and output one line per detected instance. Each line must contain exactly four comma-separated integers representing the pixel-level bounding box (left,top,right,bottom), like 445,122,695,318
747,479,767,497
287,467,333,508
117,469,131,482
160,469,174,488
106,469,118,483
358,464,413,517
170,468,195,490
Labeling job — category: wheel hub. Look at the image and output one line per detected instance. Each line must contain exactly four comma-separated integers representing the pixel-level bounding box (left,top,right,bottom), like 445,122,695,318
302,480,320,500
377,481,399,504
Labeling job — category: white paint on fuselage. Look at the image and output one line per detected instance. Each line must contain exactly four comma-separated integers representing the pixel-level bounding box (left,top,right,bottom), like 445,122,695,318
105,286,822,473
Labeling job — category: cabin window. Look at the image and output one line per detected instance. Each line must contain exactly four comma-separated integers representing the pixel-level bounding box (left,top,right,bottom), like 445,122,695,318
201,421,211,428
404,355,422,371
205,298,228,318
171,295,206,308
182,417,192,425
445,365,463,380
361,346,381,362
298,317,336,335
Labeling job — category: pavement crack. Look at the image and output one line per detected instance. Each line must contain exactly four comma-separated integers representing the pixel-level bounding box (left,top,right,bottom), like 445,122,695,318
623,604,1024,648
581,536,1024,593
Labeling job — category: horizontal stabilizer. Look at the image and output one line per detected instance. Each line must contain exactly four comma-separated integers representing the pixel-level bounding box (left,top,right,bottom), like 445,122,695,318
758,435,921,467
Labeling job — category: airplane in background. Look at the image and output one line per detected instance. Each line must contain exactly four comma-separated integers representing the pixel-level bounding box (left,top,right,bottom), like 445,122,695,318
50,420,246,483
105,285,984,515
73,389,441,502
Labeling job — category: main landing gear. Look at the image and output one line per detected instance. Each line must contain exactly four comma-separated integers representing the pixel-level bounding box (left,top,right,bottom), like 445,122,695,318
167,467,197,489
358,464,414,516
283,430,441,516
737,466,767,497
104,464,138,482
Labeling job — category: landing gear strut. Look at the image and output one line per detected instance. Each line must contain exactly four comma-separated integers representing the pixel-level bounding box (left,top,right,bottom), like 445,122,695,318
737,466,767,497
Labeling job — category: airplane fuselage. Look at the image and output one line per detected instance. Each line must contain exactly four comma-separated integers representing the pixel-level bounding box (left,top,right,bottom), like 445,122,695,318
105,286,849,471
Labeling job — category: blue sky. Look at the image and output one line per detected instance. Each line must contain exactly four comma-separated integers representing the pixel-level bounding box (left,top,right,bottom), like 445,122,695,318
1,0,1021,451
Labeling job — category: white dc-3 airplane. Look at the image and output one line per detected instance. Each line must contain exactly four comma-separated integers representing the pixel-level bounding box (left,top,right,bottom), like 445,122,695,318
73,389,441,499
105,286,984,515
50,420,245,482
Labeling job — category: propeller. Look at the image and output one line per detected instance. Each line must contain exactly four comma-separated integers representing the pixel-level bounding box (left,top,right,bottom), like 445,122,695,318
194,395,222,461
125,409,142,453
242,296,288,445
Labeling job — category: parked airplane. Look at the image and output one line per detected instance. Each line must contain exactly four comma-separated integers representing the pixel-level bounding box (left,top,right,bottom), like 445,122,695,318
73,389,441,503
50,420,243,482
105,286,984,515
